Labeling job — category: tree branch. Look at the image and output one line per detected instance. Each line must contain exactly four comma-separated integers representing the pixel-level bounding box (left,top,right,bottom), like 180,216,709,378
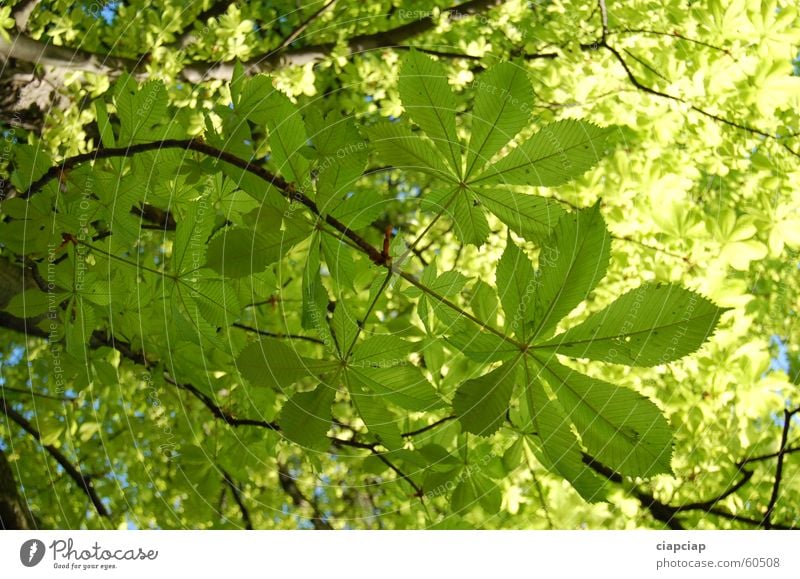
221,468,254,529
1,395,110,517
274,0,338,52
2,0,504,82
599,40,800,159
277,462,332,529
21,138,390,267
232,322,324,345
762,406,799,529
401,415,457,438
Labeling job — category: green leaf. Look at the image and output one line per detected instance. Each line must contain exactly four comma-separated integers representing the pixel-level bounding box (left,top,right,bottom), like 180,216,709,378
114,76,168,143
350,365,445,412
531,202,611,341
351,335,414,365
471,120,612,187
470,279,500,328
237,339,338,390
301,233,330,337
473,188,564,243
4,290,67,318
316,152,367,212
537,283,727,366
329,189,387,230
452,471,502,514
206,226,308,278
398,51,462,178
278,384,336,451
346,372,404,450
453,362,517,436
187,273,241,327
236,74,277,125
173,201,215,277
537,360,674,477
94,100,116,147
452,190,490,247
331,300,359,356
64,296,96,358
446,328,519,363
321,234,356,291
526,375,607,502
465,62,533,179
10,144,53,192
266,91,309,184
495,239,537,340
309,112,367,210
365,120,453,181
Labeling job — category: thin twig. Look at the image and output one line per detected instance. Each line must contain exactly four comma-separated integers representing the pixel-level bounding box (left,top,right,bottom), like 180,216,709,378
401,416,457,438
221,468,254,529
232,322,324,345
275,0,338,51
0,385,76,403
762,407,798,528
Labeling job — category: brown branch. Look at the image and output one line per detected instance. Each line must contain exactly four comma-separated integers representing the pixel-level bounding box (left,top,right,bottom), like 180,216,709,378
175,0,236,48
609,28,733,57
274,0,338,52
232,322,324,345
277,462,332,529
0,447,36,529
0,395,110,517
221,468,254,530
0,385,76,403
2,0,503,82
675,468,754,511
331,437,424,498
762,406,799,529
162,374,280,431
739,442,800,465
401,415,457,438
21,138,389,267
584,451,795,530
599,40,800,159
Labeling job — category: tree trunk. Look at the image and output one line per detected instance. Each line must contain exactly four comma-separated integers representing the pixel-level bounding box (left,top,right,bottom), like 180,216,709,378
0,448,34,529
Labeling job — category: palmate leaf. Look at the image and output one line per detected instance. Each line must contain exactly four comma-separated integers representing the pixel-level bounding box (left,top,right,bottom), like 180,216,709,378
530,201,611,341
365,120,454,181
453,362,517,436
439,201,726,498
470,120,613,187
265,90,309,184
495,238,537,340
536,283,728,366
525,369,607,502
345,370,405,450
371,57,614,250
206,224,309,278
535,359,674,477
465,61,533,179
472,188,564,244
278,384,336,452
398,50,462,179
237,339,338,390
